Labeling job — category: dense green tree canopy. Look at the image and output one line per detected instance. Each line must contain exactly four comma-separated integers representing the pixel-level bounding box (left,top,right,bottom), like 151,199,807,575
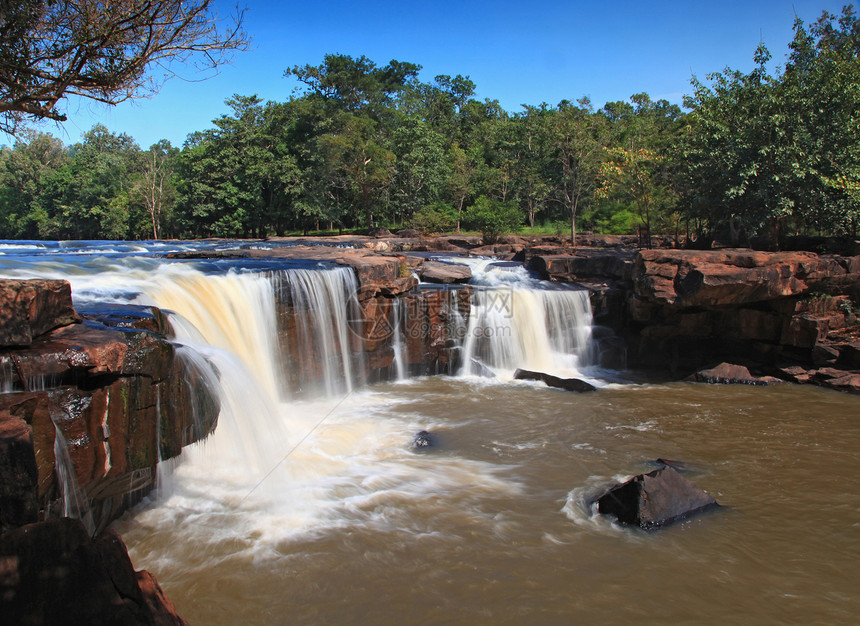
1,7,857,244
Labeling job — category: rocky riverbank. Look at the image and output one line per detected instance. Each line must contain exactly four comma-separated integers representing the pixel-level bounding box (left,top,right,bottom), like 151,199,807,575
523,245,860,393
0,278,217,623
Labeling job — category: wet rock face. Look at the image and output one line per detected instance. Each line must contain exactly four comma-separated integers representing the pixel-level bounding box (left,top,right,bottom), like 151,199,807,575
0,282,220,535
0,411,39,532
0,346,219,534
0,282,205,625
596,466,720,529
0,279,80,347
0,518,186,625
586,249,860,385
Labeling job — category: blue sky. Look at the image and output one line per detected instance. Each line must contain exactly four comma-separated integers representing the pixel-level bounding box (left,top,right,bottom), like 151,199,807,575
12,0,856,149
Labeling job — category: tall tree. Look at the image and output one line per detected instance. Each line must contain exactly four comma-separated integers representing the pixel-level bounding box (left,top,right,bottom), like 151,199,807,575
133,140,176,239
681,5,860,243
285,54,420,119
599,93,684,246
546,98,607,246
0,131,68,237
315,113,395,229
53,124,140,239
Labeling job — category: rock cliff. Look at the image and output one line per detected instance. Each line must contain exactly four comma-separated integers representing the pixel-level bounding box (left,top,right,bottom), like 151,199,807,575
528,246,860,393
1,279,219,624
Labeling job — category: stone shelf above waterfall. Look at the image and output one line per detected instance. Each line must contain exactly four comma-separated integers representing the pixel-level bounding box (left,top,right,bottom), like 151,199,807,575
246,245,417,301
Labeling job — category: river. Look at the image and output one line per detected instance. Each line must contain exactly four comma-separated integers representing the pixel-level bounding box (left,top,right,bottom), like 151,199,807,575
2,240,859,624
112,377,859,624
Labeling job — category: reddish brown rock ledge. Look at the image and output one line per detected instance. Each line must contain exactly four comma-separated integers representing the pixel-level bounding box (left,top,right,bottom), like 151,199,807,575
527,246,860,393
0,279,217,625
0,518,186,625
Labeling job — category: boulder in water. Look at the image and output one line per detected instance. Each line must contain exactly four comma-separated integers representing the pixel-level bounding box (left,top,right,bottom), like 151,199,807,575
596,466,720,529
689,362,781,386
513,369,597,392
419,260,472,284
412,430,434,448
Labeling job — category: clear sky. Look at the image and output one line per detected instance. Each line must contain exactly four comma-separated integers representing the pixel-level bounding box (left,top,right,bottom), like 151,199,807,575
10,0,856,149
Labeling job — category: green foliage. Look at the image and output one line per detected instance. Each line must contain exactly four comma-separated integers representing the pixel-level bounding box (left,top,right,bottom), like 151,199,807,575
4,12,858,246
681,5,860,243
411,202,456,234
584,202,642,234
463,195,523,244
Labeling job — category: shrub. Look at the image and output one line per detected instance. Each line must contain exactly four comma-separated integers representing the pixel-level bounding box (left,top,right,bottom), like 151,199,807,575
463,196,523,244
411,202,456,235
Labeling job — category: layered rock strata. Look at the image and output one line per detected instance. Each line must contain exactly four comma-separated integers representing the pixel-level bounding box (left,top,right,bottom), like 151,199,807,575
527,246,860,393
0,279,221,623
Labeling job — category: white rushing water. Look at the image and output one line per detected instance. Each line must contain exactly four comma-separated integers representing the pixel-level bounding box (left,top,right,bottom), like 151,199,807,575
0,245,598,557
431,257,595,380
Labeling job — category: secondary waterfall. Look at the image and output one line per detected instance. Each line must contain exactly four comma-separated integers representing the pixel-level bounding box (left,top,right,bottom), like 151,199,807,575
423,257,595,379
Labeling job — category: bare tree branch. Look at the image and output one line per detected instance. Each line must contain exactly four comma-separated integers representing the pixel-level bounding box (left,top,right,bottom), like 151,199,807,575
0,0,250,136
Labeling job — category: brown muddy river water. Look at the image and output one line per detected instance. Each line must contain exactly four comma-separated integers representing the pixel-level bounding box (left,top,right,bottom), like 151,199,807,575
115,376,860,625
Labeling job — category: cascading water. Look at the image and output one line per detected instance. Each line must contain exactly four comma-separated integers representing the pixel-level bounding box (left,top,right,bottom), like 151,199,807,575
278,266,365,396
390,298,409,381
51,421,96,536
424,257,595,380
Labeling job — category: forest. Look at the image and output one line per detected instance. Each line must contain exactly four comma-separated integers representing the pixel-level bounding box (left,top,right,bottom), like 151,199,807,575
0,6,857,245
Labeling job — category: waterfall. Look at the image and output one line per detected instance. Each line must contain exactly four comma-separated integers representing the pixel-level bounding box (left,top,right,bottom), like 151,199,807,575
0,357,13,392
51,422,96,536
143,267,285,403
391,298,409,381
417,257,595,379
278,266,365,396
137,265,365,482
460,286,593,378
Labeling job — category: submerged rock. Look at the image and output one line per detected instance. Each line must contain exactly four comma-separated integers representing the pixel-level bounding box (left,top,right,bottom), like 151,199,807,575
513,369,597,392
649,458,693,473
468,359,496,378
412,430,435,448
596,466,720,529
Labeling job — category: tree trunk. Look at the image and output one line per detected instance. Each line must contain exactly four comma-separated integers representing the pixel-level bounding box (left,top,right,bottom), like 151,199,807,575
456,196,465,233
